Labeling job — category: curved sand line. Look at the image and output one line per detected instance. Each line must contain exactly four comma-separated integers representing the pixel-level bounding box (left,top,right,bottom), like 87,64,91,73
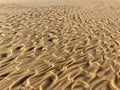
0,0,120,90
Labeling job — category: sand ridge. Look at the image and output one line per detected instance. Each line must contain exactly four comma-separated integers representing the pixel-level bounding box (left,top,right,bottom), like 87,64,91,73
0,0,120,90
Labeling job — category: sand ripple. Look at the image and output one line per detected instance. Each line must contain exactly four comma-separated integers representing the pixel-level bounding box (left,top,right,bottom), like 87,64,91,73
0,1,120,90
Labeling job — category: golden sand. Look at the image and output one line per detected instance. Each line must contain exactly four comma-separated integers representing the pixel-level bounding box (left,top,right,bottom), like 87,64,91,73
0,0,120,90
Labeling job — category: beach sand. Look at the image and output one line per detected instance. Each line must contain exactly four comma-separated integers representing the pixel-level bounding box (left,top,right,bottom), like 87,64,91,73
0,0,120,90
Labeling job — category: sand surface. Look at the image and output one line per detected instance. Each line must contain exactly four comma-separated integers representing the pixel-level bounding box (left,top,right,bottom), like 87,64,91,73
0,0,120,90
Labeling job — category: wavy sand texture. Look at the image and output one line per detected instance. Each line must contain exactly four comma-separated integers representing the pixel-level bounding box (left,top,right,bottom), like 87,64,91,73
0,0,120,90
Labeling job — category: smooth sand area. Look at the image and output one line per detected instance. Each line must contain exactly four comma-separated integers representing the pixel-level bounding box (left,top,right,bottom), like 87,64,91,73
0,0,120,90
